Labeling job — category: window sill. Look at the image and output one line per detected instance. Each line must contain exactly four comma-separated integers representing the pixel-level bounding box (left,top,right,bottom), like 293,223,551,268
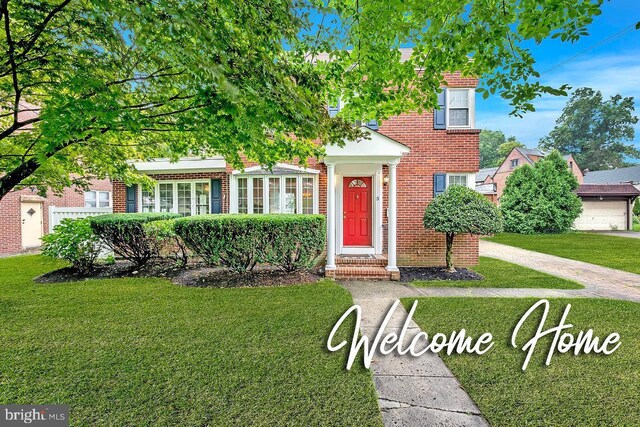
445,128,481,134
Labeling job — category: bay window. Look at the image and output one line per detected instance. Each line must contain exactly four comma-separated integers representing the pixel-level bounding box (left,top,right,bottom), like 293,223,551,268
231,174,318,214
139,180,210,216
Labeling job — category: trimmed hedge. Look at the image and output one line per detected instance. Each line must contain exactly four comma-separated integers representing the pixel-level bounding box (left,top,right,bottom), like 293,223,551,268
174,214,326,272
143,219,189,266
90,213,180,267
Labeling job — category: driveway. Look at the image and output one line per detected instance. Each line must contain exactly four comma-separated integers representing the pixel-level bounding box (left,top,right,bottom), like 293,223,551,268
480,240,640,302
590,231,640,239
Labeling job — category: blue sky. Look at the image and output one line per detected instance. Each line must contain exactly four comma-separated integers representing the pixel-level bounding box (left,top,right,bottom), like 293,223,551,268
476,0,640,156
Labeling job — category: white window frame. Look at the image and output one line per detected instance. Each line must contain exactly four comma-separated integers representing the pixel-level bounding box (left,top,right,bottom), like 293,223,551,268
446,88,475,129
137,180,211,215
511,159,519,168
84,190,112,208
446,173,476,190
230,174,319,214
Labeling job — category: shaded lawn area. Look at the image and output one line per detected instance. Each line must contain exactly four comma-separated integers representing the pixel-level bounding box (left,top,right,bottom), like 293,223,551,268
486,232,640,274
403,297,640,426
411,257,582,289
0,256,381,426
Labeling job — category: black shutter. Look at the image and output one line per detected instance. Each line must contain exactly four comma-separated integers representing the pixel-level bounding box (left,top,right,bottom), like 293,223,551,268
211,179,222,214
433,173,446,197
434,89,446,129
125,185,136,213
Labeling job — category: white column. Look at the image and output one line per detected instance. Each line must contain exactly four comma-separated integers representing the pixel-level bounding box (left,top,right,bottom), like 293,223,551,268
386,162,399,272
326,163,336,270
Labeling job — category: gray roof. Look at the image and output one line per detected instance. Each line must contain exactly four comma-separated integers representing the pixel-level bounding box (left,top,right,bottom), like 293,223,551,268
583,165,640,185
476,167,497,182
516,147,546,163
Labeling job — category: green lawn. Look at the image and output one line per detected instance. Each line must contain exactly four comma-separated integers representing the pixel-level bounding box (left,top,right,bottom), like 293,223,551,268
411,257,582,289
403,297,640,426
0,256,381,426
486,232,640,274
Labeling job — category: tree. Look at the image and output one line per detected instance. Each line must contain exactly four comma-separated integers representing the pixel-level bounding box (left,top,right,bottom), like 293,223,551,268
424,186,502,271
539,87,639,171
1,0,604,200
500,150,582,234
480,130,506,168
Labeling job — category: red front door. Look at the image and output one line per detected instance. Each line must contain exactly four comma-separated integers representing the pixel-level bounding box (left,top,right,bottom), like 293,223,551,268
343,177,372,246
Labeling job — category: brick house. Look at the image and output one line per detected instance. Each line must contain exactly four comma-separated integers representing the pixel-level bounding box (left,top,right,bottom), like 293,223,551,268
0,179,113,255
113,72,481,280
476,147,583,201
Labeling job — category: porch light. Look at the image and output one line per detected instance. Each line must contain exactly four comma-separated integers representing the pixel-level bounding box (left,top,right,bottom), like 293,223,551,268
383,175,389,185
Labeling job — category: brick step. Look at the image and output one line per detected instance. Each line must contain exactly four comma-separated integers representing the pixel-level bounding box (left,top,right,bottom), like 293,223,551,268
335,256,387,266
332,266,393,280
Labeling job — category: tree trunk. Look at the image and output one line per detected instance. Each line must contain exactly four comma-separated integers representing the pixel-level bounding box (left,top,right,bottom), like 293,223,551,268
445,232,456,272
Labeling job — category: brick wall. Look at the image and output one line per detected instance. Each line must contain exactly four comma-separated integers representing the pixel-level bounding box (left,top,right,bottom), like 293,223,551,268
0,179,112,255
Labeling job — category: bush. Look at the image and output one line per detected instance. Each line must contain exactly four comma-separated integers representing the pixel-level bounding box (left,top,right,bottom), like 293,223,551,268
42,218,102,274
500,150,582,234
424,185,502,271
90,213,180,267
175,214,326,272
143,219,189,266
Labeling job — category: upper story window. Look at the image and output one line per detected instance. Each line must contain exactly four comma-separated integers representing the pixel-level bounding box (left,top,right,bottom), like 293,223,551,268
511,159,519,168
447,89,472,128
231,168,318,214
327,96,378,130
84,191,111,208
139,181,210,216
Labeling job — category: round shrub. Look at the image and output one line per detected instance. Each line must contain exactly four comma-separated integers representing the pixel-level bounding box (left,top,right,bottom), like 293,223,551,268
174,214,326,272
89,213,180,267
42,218,102,274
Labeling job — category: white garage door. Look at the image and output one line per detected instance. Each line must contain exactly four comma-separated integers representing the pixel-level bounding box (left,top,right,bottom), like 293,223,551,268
574,200,627,231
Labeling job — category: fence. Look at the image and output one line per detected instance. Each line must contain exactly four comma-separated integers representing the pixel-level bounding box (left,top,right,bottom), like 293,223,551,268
48,206,112,233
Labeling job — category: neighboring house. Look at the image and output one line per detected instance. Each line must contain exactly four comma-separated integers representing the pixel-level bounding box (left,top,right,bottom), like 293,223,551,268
476,147,583,200
476,148,639,230
583,165,640,191
0,179,113,255
113,71,481,280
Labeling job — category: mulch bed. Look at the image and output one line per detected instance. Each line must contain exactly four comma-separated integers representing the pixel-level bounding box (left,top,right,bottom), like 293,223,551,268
34,260,323,288
398,266,483,283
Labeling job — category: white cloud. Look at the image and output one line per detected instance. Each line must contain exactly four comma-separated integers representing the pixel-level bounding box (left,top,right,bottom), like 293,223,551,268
476,51,640,148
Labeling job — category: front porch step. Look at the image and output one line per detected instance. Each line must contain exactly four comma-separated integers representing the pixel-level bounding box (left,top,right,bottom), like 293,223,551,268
335,254,388,266
329,266,399,281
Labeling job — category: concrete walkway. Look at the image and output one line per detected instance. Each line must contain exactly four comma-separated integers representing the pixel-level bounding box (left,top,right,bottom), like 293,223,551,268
481,240,640,302
341,242,640,426
345,286,488,427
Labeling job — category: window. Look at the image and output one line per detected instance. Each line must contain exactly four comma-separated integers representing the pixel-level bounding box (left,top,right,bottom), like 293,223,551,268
447,89,473,128
237,178,248,214
232,174,317,214
177,182,192,216
84,191,111,208
447,174,468,188
269,178,281,213
301,177,314,214
195,182,210,215
253,177,264,213
141,180,211,216
141,188,155,212
511,159,519,168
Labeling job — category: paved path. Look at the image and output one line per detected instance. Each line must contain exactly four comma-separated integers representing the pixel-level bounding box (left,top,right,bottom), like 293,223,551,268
481,240,640,302
591,231,640,239
345,285,488,427
341,243,640,425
